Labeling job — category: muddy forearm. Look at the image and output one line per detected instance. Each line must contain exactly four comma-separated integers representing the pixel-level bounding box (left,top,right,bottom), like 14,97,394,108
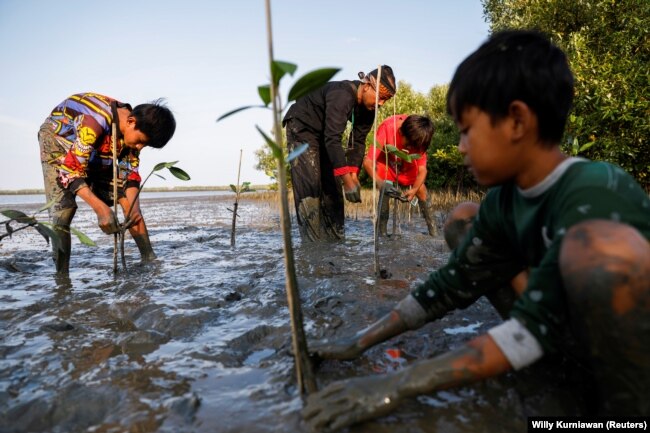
76,186,110,215
411,168,427,194
394,334,512,398
356,293,436,351
355,310,409,353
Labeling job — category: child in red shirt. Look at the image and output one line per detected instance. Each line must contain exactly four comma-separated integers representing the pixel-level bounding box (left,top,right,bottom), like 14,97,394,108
363,114,436,235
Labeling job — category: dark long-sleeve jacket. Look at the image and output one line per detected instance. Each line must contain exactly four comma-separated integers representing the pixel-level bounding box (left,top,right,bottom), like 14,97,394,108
283,80,374,174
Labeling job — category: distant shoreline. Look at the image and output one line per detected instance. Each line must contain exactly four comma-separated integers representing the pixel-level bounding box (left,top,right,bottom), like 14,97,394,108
0,185,272,195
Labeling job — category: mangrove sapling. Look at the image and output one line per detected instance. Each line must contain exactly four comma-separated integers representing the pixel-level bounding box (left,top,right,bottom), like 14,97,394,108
374,145,421,276
114,161,190,272
229,150,256,247
385,144,422,230
0,200,96,249
217,0,340,396
384,145,422,232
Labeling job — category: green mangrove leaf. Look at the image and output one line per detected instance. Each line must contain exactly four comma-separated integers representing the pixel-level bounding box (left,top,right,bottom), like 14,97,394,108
2,209,28,220
579,141,595,152
154,173,166,180
217,105,268,122
258,85,271,106
70,226,97,247
230,184,238,193
153,161,178,171
1,209,35,224
255,125,283,160
37,199,57,214
287,143,308,162
288,68,340,102
271,60,298,86
384,145,421,163
35,222,56,245
168,166,190,181
38,222,97,247
5,222,13,235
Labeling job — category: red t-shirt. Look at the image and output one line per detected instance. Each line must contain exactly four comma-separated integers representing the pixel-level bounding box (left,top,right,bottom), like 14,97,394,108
366,114,426,185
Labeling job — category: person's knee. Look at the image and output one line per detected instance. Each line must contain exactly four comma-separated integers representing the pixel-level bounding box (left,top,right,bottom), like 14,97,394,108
560,219,650,313
51,207,76,229
443,202,479,250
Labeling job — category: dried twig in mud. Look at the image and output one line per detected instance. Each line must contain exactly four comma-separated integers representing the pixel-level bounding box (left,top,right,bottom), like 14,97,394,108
230,149,243,247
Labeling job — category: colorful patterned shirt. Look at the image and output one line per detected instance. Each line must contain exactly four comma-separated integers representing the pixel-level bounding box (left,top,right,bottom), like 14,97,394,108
45,93,141,193
410,158,650,353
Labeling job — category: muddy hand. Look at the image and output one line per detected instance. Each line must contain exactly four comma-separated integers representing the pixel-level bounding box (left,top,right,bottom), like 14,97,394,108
344,184,361,203
120,216,136,232
98,208,120,234
383,184,408,202
309,335,363,360
302,374,402,432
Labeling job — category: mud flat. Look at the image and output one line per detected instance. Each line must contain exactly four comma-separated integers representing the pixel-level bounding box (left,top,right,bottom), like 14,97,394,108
0,194,579,432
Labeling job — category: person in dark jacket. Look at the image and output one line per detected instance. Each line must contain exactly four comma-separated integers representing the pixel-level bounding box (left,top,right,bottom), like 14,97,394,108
282,66,396,241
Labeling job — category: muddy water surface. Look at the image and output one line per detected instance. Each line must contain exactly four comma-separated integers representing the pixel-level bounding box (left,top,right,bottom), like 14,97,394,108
1,194,576,433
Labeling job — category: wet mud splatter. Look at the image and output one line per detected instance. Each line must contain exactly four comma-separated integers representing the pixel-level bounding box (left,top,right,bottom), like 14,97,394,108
1,194,581,432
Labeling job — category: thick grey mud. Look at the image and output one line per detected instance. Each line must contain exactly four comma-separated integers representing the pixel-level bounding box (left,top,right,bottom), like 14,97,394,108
1,195,581,433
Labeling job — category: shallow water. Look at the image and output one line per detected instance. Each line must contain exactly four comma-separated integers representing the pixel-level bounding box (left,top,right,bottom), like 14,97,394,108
1,194,578,432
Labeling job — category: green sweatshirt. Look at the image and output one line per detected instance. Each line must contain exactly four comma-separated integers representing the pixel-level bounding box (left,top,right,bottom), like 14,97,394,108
411,158,650,353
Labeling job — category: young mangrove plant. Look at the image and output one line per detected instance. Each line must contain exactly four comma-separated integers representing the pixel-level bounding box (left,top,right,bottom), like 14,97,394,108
0,200,95,249
217,0,340,396
229,149,256,246
114,161,190,272
374,144,422,275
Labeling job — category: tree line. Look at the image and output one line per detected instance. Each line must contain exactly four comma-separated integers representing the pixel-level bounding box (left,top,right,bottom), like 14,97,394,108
255,0,649,191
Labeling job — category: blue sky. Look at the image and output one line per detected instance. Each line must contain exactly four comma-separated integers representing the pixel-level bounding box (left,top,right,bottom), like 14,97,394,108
0,0,489,190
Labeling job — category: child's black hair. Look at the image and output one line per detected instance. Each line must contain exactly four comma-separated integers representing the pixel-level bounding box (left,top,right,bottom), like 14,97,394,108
131,98,176,149
447,29,574,145
401,115,435,153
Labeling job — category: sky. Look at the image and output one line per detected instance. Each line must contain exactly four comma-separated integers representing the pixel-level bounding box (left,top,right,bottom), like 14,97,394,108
0,0,489,191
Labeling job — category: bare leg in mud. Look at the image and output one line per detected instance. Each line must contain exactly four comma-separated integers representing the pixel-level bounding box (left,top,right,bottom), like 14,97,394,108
303,220,650,430
120,187,156,262
559,219,650,414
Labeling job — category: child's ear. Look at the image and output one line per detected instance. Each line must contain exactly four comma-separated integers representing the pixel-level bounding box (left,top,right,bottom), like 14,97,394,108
508,100,534,142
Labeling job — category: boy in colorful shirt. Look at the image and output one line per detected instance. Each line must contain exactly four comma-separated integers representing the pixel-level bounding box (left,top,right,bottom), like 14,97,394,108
363,114,436,236
303,30,650,431
38,93,176,274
